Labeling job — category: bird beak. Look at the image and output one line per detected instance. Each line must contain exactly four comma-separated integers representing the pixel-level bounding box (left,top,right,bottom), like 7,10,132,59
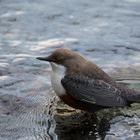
36,57,51,62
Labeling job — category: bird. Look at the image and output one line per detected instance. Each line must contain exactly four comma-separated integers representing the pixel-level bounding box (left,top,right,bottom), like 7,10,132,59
37,48,140,112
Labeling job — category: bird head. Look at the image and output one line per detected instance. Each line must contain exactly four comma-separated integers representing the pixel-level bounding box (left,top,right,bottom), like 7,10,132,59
36,48,87,74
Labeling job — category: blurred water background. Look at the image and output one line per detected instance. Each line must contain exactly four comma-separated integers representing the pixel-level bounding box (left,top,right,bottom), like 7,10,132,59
0,0,140,139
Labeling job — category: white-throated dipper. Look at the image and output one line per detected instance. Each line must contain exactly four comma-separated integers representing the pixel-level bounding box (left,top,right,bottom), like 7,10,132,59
37,48,140,112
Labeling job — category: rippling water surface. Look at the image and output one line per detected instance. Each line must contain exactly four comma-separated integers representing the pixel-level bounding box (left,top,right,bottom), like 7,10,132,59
0,87,58,140
0,0,140,139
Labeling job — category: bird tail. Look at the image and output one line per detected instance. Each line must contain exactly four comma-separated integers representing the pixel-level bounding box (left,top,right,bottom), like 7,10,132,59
125,88,140,104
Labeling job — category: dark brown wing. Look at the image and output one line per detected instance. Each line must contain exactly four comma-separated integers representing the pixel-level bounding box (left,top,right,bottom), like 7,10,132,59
61,75,127,107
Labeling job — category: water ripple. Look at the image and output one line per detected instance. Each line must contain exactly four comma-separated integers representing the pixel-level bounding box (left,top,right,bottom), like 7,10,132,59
0,90,58,140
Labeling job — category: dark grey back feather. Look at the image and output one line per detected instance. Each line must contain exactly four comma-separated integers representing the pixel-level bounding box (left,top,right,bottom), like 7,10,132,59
61,75,127,107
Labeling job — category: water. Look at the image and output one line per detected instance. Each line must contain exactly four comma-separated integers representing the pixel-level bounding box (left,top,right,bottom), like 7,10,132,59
0,0,140,139
0,88,58,140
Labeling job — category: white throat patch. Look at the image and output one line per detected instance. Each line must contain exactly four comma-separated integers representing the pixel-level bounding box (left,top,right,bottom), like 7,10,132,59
50,62,66,96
